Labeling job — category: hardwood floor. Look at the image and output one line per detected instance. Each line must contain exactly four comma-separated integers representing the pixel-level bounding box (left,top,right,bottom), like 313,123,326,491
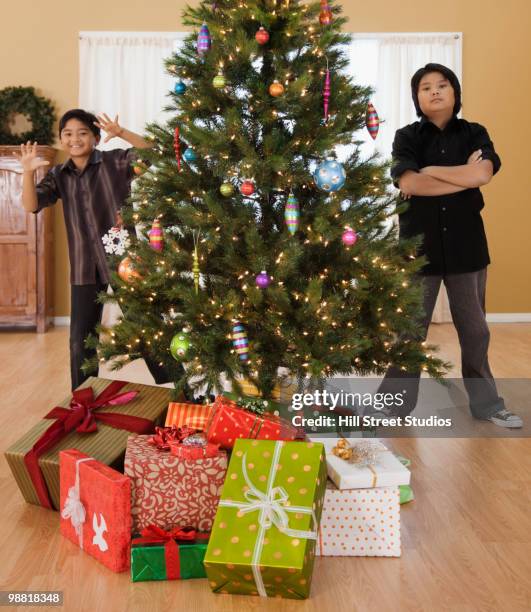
1,324,530,612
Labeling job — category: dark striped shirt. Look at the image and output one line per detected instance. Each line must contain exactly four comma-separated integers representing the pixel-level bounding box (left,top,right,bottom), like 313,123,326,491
34,148,136,285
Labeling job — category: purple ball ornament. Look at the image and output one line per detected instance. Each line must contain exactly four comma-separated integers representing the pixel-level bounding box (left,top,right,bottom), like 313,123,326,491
197,23,212,55
342,229,358,246
255,270,271,289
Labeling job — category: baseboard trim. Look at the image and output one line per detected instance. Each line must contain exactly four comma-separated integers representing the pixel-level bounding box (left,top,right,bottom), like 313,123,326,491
486,313,531,323
53,317,71,326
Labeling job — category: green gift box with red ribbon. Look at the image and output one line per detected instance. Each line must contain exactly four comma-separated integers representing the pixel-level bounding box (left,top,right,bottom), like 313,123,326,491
5,377,170,510
131,526,209,581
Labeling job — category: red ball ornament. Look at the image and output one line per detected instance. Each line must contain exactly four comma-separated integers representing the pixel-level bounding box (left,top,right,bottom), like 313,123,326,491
240,180,255,196
319,0,333,24
342,229,358,246
255,27,270,45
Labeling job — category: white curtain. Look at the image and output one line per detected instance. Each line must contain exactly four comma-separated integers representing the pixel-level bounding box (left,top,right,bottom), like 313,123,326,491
347,33,462,323
79,32,186,149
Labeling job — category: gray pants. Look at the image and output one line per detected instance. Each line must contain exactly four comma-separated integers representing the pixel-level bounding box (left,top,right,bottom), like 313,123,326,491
379,268,504,419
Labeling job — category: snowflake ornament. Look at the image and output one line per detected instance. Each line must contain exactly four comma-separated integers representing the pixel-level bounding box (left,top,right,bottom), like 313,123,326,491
102,227,130,256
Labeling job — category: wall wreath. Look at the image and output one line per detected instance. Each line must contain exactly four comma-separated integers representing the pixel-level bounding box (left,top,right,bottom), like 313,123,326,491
0,86,56,145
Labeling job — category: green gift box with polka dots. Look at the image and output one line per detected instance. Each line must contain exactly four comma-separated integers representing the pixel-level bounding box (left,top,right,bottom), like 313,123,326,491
204,438,327,599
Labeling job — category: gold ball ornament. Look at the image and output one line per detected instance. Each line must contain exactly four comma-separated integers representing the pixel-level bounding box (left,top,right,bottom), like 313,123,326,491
213,72,226,89
117,256,142,283
269,80,285,97
220,182,234,197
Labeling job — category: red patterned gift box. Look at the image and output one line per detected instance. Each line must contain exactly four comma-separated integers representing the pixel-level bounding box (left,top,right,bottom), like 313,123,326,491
125,431,227,534
60,449,132,572
206,395,297,449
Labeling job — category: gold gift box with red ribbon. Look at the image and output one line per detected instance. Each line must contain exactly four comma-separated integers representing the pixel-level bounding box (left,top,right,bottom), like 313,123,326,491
5,377,170,510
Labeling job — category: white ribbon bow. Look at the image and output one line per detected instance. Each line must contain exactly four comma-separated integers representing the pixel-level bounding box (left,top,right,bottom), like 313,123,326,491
60,457,94,549
219,441,318,597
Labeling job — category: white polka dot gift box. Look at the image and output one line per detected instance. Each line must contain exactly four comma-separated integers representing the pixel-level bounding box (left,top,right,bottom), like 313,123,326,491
316,481,401,557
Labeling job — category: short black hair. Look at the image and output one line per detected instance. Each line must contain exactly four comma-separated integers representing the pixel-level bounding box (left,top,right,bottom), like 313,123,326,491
411,63,462,117
59,109,100,138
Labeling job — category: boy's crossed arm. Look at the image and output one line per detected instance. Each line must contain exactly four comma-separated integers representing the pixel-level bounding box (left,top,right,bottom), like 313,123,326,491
399,149,493,197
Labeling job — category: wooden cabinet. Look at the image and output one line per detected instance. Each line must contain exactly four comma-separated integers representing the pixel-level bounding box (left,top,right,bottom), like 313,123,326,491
0,146,56,332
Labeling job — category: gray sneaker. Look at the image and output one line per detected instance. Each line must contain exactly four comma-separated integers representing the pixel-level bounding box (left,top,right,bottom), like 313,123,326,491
487,409,523,428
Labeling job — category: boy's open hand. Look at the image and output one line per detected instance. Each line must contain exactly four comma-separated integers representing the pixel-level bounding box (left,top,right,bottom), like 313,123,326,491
94,113,124,143
467,149,483,164
13,141,50,172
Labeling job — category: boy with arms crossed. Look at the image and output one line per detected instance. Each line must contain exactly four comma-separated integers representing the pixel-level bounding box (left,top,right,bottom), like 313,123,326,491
381,63,521,427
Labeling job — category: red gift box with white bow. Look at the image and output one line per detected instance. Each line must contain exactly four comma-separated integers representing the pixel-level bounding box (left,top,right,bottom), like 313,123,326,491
59,449,132,572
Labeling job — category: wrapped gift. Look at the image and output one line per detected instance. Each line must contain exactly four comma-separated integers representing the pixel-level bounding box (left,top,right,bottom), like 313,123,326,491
131,525,209,582
204,439,327,599
233,378,281,401
125,430,227,533
316,481,401,557
308,438,410,489
60,450,132,572
206,396,297,450
5,378,170,510
165,402,212,429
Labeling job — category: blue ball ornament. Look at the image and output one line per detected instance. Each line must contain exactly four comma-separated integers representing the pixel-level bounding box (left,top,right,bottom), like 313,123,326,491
174,80,187,94
183,148,197,163
313,158,346,192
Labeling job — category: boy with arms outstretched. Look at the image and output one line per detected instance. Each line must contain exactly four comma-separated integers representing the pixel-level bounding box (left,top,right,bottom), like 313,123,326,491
17,109,168,390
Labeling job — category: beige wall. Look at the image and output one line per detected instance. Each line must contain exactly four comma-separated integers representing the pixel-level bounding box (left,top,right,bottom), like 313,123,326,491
2,0,530,315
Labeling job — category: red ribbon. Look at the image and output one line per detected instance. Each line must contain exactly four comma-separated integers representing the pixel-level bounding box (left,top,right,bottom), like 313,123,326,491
149,425,197,451
132,525,209,580
24,380,154,509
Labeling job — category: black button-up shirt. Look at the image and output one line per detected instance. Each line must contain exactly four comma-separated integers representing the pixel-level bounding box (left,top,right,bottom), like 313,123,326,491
34,148,136,285
390,116,501,275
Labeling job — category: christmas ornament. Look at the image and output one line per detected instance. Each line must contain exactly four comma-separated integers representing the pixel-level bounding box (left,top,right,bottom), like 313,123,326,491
183,148,197,163
170,330,191,361
174,80,187,95
133,163,146,176
255,27,270,45
117,256,141,283
213,72,226,89
366,102,380,140
319,0,333,24
102,226,130,256
284,192,300,235
323,59,331,122
148,219,164,251
174,127,181,171
314,158,346,192
240,180,255,196
192,231,201,294
232,321,249,361
220,182,234,197
341,228,357,246
197,23,211,55
255,271,271,289
269,81,284,97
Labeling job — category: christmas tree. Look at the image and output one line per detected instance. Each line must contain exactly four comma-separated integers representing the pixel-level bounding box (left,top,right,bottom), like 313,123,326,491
94,0,445,399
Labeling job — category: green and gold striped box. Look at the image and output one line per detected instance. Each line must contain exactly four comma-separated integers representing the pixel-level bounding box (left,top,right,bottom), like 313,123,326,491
5,377,170,510
204,438,327,599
